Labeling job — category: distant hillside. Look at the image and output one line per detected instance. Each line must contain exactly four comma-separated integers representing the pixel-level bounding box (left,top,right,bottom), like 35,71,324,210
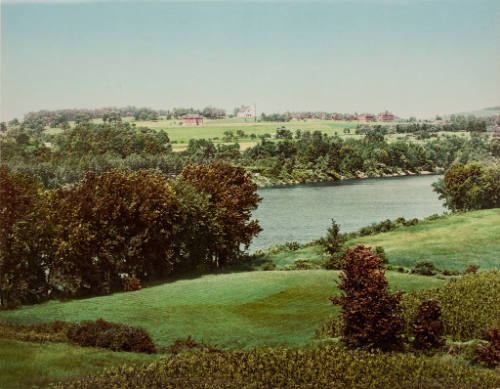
444,106,500,118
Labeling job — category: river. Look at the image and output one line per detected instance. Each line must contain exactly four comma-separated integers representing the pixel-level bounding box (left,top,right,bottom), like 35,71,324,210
250,175,445,251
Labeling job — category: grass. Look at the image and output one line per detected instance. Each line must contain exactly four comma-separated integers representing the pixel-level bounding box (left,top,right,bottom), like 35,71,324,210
0,338,160,389
262,209,500,272
347,209,500,271
0,270,445,350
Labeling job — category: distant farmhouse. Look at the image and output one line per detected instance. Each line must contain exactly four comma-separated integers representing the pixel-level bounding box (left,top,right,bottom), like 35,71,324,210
377,111,395,122
236,104,257,119
182,114,203,126
359,113,375,122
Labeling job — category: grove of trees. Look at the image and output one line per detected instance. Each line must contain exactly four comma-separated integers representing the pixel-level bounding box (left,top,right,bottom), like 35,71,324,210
0,163,261,307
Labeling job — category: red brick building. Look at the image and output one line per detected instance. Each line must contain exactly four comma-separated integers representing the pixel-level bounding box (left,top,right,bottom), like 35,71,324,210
182,114,203,126
377,111,395,122
359,113,375,122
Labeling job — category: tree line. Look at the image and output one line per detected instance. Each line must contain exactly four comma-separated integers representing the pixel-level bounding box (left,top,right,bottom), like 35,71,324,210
1,121,498,189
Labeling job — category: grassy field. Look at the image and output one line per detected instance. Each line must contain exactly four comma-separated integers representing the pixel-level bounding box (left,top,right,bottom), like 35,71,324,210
0,338,160,389
261,209,500,272
0,271,445,350
348,209,500,271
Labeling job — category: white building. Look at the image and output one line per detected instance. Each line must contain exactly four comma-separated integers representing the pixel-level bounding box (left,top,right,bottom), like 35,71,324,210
236,104,256,119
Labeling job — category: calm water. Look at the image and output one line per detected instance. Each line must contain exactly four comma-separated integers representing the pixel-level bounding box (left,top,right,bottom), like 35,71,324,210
250,175,445,251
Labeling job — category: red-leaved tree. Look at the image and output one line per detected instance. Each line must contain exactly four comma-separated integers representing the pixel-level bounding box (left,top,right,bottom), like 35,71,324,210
330,244,404,351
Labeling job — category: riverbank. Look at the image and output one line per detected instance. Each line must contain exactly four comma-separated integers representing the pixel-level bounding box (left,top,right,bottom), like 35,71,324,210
252,168,444,188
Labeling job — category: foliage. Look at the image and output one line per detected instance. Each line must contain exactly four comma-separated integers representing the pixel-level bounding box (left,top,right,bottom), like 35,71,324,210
165,335,222,355
67,318,155,354
122,277,142,292
433,162,500,211
411,261,438,276
412,300,444,350
401,271,500,341
44,170,182,297
464,264,480,275
50,345,500,389
0,168,51,307
319,219,347,256
330,244,404,351
473,328,500,368
181,162,262,265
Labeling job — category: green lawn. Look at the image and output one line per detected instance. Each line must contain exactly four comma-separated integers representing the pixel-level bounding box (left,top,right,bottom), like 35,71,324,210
262,209,500,272
0,338,160,389
0,271,445,350
347,209,500,271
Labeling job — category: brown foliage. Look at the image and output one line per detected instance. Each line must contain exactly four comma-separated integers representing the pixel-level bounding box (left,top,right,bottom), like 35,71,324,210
330,244,404,351
165,335,222,355
67,318,156,354
46,170,182,296
464,264,480,275
412,300,444,350
473,328,500,368
181,162,262,265
122,276,142,292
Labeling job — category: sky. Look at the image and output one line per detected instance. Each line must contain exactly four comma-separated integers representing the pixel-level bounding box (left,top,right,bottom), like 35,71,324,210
1,0,499,120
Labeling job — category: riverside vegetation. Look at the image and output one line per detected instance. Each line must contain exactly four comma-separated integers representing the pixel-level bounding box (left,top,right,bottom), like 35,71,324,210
0,113,499,388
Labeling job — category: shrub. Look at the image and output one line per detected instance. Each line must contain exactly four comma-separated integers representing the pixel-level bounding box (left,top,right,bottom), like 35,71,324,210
401,271,500,341
464,264,480,275
52,345,500,389
165,336,222,355
122,277,142,292
411,261,437,276
320,219,346,257
412,300,445,350
67,318,155,353
473,328,500,368
374,246,388,264
284,241,301,251
323,250,346,270
260,262,276,271
329,244,404,351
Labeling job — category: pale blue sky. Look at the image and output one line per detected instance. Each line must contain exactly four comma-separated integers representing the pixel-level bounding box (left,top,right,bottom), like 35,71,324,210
1,0,499,120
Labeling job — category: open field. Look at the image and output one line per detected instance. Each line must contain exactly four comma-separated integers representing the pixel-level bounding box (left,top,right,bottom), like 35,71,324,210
262,209,500,272
0,271,445,350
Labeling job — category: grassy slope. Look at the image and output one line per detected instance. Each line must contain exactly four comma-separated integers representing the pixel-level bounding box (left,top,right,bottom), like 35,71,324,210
0,338,160,389
0,271,444,349
262,209,500,271
348,209,500,271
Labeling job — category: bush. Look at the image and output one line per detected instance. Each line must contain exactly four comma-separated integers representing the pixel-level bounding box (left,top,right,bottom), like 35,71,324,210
374,246,388,264
260,262,276,271
52,345,500,389
411,261,437,276
329,244,404,351
284,241,301,251
67,318,155,354
122,277,142,292
473,328,500,368
412,300,444,350
401,271,500,341
464,264,480,275
323,250,346,270
320,219,346,257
